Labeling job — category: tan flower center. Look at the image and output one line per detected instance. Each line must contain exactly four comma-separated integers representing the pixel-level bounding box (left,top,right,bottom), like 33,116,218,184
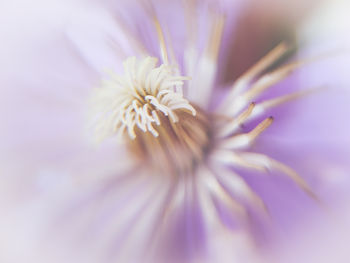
129,105,212,175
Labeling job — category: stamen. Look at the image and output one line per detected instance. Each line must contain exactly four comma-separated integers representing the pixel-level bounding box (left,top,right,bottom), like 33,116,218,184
202,167,247,217
250,87,322,120
219,117,273,149
152,110,161,125
225,56,327,117
188,12,225,107
248,116,274,140
217,102,256,138
211,150,267,173
238,152,319,200
238,43,290,84
209,163,268,213
242,60,307,102
153,18,169,65
221,42,290,110
196,172,221,227
164,25,180,68
183,0,198,88
207,13,225,61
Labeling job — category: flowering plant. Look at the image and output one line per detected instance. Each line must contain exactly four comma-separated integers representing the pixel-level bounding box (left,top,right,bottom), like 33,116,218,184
1,0,350,262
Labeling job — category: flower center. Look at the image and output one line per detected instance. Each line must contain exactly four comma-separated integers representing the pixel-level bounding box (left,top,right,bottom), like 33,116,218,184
130,105,212,175
92,56,212,175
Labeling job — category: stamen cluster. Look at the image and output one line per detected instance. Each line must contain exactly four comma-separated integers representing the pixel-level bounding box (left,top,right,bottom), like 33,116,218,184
92,56,196,140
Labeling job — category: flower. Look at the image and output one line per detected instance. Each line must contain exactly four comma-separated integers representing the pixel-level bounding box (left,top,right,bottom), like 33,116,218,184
1,0,350,263
62,0,321,261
